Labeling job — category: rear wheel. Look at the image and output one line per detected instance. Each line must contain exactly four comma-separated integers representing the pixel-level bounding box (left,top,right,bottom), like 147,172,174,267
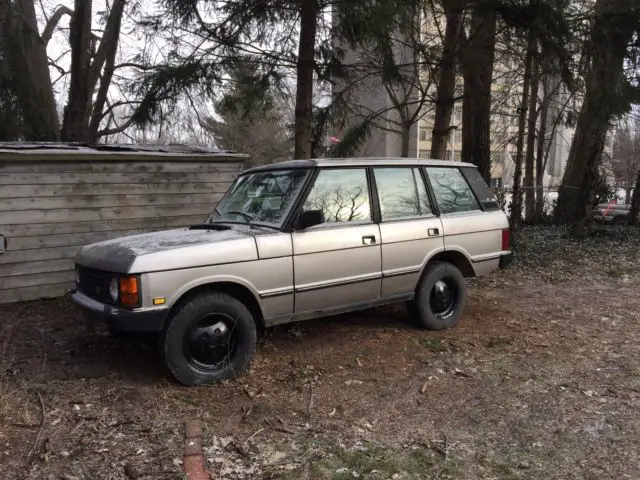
411,261,467,330
161,292,257,386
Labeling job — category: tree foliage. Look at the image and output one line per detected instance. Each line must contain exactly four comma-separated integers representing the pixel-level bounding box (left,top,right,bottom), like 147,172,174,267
204,62,293,165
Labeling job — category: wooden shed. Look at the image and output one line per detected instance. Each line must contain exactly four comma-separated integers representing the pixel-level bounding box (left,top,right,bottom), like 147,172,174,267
0,143,248,304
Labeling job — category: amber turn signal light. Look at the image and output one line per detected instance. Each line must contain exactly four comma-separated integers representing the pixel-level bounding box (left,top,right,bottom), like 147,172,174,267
119,276,140,307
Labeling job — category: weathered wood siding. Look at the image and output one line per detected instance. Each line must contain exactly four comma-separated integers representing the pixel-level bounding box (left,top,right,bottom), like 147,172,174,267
0,156,246,304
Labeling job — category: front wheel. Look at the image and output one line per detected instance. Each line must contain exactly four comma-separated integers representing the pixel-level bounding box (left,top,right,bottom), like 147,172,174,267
161,292,257,386
411,262,467,331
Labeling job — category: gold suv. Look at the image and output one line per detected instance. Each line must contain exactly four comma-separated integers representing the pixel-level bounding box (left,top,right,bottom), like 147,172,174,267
72,158,513,386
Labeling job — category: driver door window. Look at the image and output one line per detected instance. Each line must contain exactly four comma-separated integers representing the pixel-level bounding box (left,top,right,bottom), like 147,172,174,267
302,168,371,224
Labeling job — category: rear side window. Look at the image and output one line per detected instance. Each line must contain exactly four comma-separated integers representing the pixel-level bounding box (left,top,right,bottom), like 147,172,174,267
373,167,433,221
425,167,481,214
460,167,500,211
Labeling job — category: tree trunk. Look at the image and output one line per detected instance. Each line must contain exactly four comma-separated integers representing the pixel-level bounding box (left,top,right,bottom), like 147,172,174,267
88,0,126,143
1,0,59,140
509,27,535,229
431,3,463,160
293,0,318,159
401,121,411,157
461,8,497,182
555,0,634,235
524,58,539,223
535,76,550,219
630,168,640,226
61,0,94,142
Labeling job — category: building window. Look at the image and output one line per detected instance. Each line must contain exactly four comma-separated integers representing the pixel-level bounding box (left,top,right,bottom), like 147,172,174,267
490,178,504,189
419,129,428,141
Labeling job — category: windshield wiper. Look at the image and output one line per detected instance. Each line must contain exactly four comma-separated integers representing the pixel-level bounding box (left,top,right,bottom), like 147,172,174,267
227,210,255,224
189,223,231,231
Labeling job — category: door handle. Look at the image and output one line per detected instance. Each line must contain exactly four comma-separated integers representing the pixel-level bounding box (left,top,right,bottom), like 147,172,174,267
362,235,377,245
428,228,440,237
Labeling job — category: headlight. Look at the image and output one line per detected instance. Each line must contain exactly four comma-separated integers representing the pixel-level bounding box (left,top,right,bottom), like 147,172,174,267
109,277,119,301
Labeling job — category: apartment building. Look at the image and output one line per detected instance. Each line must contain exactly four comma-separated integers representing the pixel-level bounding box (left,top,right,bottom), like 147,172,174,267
334,4,576,190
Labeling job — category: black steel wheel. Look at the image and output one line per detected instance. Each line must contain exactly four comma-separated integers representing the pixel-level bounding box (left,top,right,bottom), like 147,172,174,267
185,313,239,373
162,292,256,386
412,261,467,331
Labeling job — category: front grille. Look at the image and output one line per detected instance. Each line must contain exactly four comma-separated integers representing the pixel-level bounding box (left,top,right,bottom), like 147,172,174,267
77,265,116,305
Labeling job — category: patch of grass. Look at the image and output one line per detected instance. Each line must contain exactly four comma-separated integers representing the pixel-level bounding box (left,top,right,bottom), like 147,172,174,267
419,337,450,353
295,444,454,480
606,265,628,278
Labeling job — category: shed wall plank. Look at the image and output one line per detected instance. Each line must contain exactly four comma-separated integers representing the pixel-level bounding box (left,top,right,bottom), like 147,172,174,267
1,214,204,237
0,271,76,290
0,203,213,225
0,161,243,173
0,283,73,304
0,193,222,212
1,258,73,277
0,246,81,265
7,228,165,251
0,183,230,198
0,172,237,185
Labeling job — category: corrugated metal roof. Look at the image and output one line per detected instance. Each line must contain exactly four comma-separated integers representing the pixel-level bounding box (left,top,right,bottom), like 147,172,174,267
0,142,249,158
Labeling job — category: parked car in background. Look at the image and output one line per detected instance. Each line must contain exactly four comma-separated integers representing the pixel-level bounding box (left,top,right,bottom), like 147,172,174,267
594,202,633,225
71,158,513,386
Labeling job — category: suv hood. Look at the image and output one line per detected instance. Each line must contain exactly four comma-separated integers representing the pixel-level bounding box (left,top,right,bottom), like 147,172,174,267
75,227,258,273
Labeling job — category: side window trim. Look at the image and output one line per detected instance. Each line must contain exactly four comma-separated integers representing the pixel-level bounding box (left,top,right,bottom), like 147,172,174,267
282,167,320,231
420,166,442,217
366,166,382,224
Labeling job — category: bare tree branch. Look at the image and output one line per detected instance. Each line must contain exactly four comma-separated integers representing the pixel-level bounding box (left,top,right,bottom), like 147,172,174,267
41,5,73,46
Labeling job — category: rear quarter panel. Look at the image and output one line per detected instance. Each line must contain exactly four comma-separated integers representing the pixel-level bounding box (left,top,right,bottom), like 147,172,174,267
441,210,508,276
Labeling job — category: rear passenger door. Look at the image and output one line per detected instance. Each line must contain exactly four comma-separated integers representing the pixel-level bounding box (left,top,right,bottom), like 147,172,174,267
424,166,505,275
373,167,444,298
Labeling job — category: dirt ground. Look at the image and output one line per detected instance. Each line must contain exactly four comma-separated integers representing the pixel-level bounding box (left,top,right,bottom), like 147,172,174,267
1,226,639,480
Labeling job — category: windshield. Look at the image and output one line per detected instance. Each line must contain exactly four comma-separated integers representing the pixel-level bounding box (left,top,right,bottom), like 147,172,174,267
209,169,310,228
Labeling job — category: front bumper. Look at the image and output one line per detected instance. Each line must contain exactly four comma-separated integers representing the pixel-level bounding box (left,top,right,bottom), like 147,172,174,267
71,289,169,333
499,252,514,269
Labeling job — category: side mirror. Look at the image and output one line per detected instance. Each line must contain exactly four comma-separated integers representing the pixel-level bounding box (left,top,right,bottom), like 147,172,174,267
0,235,6,254
295,210,325,230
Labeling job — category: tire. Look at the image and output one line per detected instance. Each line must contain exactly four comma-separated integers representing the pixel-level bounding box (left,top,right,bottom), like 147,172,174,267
411,261,467,331
161,292,257,386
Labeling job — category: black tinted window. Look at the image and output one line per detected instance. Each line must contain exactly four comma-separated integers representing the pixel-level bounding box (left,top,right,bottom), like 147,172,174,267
303,168,371,223
425,167,481,214
374,168,433,221
461,167,499,210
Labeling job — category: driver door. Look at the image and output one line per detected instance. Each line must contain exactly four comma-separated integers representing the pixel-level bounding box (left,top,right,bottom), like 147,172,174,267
292,168,382,315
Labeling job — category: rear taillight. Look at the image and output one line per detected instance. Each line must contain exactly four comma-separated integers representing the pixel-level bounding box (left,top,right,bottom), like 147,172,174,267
502,228,510,251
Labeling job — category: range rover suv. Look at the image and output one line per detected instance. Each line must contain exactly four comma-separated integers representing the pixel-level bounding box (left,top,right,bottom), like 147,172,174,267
71,158,513,386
